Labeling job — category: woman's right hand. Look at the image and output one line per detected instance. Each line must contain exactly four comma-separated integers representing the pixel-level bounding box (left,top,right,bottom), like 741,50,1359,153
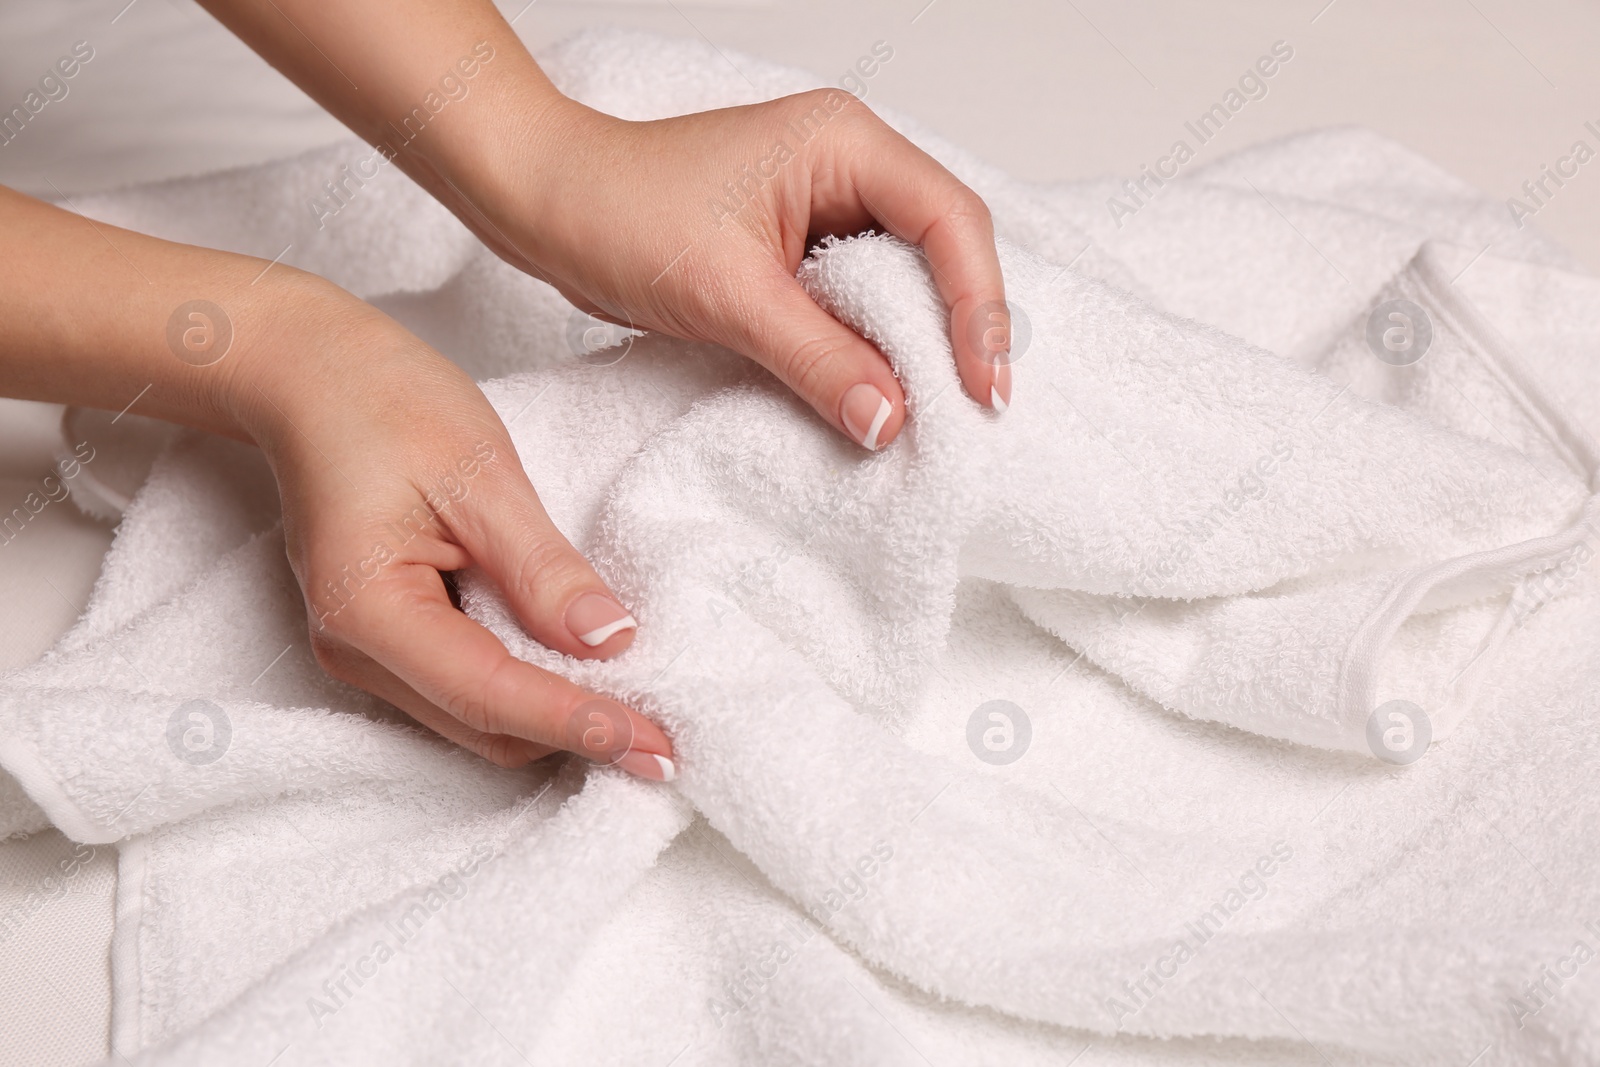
0,181,672,777
228,279,676,776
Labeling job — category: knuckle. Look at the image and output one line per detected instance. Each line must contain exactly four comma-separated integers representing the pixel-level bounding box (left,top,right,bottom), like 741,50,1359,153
781,87,867,145
439,680,494,736
794,86,843,113
438,665,502,736
441,654,562,742
942,187,994,234
474,734,535,769
783,333,854,400
509,535,586,601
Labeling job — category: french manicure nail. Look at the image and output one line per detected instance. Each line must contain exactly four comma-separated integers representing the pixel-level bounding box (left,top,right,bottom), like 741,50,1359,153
614,750,677,782
991,356,1011,414
566,592,637,647
841,382,892,450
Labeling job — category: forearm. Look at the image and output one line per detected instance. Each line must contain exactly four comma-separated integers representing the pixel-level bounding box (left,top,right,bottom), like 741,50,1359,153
195,0,1011,439
196,0,580,263
0,184,378,444
0,190,672,775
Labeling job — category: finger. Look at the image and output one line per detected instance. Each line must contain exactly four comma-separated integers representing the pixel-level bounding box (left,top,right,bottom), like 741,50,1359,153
724,272,907,451
840,125,1011,411
324,563,676,780
448,452,641,659
321,639,555,768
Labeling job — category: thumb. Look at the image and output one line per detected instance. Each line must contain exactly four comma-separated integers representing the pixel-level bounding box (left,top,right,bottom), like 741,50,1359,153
728,274,907,451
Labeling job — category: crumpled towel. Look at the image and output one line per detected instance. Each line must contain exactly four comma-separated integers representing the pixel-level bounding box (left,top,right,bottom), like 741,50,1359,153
1,27,1598,1067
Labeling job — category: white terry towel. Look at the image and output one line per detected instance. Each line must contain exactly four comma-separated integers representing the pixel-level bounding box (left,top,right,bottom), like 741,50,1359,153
1,28,1599,1067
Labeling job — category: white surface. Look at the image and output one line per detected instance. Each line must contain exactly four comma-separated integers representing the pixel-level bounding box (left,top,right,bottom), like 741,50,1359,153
0,831,116,1067
4,1,1600,266
0,402,115,672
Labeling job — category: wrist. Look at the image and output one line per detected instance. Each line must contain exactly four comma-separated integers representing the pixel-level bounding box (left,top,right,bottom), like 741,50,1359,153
215,270,398,453
437,87,613,273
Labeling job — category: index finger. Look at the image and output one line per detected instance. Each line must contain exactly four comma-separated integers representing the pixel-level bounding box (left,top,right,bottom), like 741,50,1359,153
330,563,676,780
841,120,1011,411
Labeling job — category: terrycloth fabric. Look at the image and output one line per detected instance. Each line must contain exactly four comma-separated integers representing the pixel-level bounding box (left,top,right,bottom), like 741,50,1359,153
2,28,1599,1067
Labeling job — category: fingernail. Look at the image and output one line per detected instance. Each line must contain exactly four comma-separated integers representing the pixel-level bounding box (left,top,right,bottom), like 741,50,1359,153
566,592,637,647
990,356,1011,413
614,749,676,782
841,383,893,450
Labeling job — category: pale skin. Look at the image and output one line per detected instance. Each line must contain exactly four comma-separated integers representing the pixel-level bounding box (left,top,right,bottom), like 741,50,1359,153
0,0,1010,777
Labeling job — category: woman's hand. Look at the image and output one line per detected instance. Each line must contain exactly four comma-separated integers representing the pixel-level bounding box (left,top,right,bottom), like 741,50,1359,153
196,0,1011,451
10,0,1014,775
0,182,672,776
235,286,675,775
468,90,1012,450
